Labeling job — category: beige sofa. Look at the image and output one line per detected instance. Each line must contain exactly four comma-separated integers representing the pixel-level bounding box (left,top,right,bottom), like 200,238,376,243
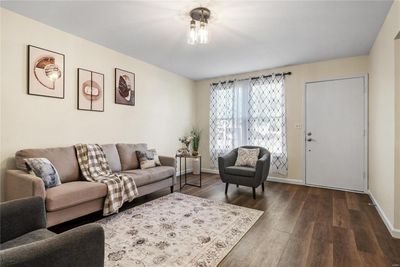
5,143,176,227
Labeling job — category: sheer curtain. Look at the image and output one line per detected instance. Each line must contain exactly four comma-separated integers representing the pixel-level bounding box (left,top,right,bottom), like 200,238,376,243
209,80,249,168
248,75,288,175
209,81,234,168
209,74,288,175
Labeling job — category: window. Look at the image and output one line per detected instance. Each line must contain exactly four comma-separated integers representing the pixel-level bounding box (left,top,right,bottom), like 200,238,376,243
209,75,288,175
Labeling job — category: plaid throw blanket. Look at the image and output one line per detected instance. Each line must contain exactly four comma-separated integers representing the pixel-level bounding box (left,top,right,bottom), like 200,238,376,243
75,144,138,215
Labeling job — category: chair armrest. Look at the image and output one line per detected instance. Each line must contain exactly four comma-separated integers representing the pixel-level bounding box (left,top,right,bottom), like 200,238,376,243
255,153,271,184
159,156,176,169
0,197,46,243
5,170,46,201
0,224,105,267
218,150,237,177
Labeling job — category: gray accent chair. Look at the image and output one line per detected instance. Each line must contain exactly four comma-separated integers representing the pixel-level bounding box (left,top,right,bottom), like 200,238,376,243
0,197,105,267
218,146,271,199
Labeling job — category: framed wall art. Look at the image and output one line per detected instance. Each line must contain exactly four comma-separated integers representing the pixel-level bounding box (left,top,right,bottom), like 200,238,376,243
77,68,104,112
28,45,65,98
115,68,135,106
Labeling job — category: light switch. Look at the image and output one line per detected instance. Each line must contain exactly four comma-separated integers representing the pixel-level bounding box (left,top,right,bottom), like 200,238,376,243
295,124,302,129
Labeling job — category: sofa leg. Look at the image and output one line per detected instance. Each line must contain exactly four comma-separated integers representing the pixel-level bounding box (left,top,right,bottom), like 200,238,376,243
225,183,229,194
170,185,174,193
236,184,239,188
262,182,265,192
252,187,256,199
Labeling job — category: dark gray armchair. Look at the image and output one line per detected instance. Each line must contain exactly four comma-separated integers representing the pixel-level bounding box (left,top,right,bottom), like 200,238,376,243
0,197,105,267
218,146,271,199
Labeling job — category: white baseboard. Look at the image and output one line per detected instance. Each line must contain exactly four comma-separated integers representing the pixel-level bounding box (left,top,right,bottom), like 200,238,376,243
368,190,400,239
267,176,305,185
200,169,306,185
176,168,193,176
176,168,219,175
201,168,219,174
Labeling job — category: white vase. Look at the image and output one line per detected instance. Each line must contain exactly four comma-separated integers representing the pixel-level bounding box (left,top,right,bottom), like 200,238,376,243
192,158,200,175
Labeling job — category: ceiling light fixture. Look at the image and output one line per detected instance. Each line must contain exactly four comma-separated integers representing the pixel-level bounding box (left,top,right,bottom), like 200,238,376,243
187,7,210,45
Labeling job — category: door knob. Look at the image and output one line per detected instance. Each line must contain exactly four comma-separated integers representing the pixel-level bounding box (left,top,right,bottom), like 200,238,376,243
307,138,314,142
307,132,312,136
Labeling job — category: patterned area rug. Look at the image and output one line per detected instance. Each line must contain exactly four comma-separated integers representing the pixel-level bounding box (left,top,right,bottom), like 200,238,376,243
98,192,263,267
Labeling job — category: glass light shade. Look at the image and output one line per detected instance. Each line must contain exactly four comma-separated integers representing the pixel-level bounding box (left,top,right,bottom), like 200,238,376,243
187,20,197,45
198,21,208,44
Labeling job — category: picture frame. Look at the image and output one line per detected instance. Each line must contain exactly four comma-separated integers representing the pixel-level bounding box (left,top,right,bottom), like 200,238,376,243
115,68,135,106
77,68,104,112
27,45,65,99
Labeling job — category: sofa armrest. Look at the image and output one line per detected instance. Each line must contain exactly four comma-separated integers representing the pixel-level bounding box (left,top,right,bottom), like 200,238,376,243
0,224,105,267
0,197,46,243
159,156,176,185
159,156,176,169
255,153,271,184
5,170,46,201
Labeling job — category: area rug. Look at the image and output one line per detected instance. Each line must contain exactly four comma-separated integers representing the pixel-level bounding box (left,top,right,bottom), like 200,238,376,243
98,192,263,267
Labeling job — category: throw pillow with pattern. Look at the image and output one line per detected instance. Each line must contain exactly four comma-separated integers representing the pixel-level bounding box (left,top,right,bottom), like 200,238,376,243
24,158,61,188
136,149,161,169
234,148,260,167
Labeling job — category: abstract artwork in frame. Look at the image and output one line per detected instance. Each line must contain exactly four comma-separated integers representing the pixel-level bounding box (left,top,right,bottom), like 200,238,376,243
77,68,104,112
28,45,65,98
115,68,135,106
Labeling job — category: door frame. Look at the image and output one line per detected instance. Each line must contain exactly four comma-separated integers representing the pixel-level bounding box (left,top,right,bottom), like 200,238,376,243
303,75,369,193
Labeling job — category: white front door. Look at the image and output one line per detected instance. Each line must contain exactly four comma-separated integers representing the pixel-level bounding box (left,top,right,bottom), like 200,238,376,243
305,77,366,192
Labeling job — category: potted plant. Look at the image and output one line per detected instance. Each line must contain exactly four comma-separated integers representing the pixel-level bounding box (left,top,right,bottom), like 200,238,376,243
191,128,201,156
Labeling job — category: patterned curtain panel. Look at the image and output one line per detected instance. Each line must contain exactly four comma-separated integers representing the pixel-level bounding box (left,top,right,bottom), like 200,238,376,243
209,74,288,175
209,81,234,168
249,75,288,175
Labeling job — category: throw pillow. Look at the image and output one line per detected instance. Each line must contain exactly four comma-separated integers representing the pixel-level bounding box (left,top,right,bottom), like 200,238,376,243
136,149,161,169
234,148,260,167
24,158,61,188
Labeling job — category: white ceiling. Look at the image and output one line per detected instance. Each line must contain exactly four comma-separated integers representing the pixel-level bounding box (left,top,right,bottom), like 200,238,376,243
1,1,393,80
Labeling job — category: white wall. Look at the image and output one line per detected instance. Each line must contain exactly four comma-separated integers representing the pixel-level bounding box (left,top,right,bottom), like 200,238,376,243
368,0,399,229
0,9,196,199
195,55,368,180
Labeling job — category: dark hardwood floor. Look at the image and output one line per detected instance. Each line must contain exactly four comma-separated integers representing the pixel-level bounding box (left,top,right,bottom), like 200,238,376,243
50,173,400,267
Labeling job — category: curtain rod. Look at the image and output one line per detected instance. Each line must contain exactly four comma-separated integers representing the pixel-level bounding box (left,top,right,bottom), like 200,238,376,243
211,71,292,86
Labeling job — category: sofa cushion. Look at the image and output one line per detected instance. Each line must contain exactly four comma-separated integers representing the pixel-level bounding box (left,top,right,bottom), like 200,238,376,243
136,149,161,169
234,148,260,168
116,143,147,170
46,181,107,212
119,172,150,187
0,229,56,250
16,146,80,183
24,158,61,188
101,144,122,172
225,166,256,177
121,166,175,187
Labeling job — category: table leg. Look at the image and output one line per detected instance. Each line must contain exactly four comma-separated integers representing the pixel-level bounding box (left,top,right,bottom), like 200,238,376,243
183,157,202,188
184,157,187,185
200,156,202,187
179,157,182,190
